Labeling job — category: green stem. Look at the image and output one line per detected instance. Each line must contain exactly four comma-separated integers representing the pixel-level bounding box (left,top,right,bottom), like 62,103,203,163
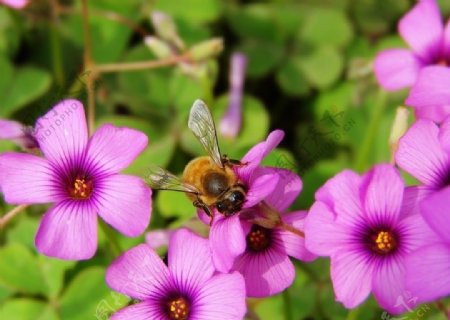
282,288,293,320
345,308,360,320
354,89,388,172
99,220,122,258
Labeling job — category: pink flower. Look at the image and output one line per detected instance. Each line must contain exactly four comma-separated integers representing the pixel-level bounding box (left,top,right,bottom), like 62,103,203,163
304,164,439,314
405,66,450,123
0,119,39,150
106,228,246,320
1,0,28,9
203,130,285,272
220,53,247,139
374,0,449,91
0,99,151,260
231,169,316,297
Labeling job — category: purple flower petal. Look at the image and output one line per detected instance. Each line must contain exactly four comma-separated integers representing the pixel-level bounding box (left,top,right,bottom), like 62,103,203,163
278,211,317,261
315,170,363,227
396,119,448,186
263,168,302,212
243,168,280,208
0,152,60,204
406,66,450,123
1,0,29,9
372,258,408,315
398,0,443,62
305,201,350,256
111,300,163,320
373,49,422,91
210,215,246,272
106,244,170,300
400,185,434,218
331,251,374,309
168,229,214,292
86,124,148,175
95,174,151,237
145,229,172,249
236,130,284,182
444,20,450,58
35,201,97,260
233,246,295,297
405,243,450,303
34,99,88,165
439,115,450,153
361,164,403,226
194,273,246,320
0,119,25,139
420,187,450,242
398,210,442,252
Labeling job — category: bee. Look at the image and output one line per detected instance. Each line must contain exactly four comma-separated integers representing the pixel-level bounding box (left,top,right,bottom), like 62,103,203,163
147,99,247,221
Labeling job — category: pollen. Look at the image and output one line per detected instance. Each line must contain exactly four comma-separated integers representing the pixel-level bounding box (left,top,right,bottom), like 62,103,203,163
167,297,190,320
369,230,398,255
247,225,271,252
69,177,93,200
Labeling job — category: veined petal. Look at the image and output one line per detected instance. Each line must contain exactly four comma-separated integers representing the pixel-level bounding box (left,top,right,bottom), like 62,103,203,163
168,229,214,293
263,168,302,212
106,244,170,300
361,164,404,227
406,66,450,122
439,115,450,153
396,119,448,186
243,168,279,208
277,211,317,262
233,246,295,298
235,130,284,183
194,273,246,320
399,185,434,219
372,258,409,315
95,174,151,237
398,0,443,61
86,124,148,175
0,153,60,204
405,243,450,303
331,250,374,309
34,99,88,166
210,215,246,273
315,169,364,227
35,200,97,260
420,187,450,242
304,201,349,256
373,49,422,90
110,300,164,320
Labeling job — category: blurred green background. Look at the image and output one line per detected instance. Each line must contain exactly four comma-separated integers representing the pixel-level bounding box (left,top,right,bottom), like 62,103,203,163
0,0,449,319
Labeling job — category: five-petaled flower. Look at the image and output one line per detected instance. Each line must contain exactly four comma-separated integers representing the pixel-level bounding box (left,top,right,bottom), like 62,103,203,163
304,164,439,314
0,99,151,260
231,168,316,297
106,228,246,320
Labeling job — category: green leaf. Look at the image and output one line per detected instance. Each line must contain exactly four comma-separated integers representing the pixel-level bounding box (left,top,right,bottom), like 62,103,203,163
0,243,47,295
276,57,311,97
238,41,283,78
156,189,196,219
300,8,353,48
7,214,40,250
0,8,22,57
0,66,52,117
226,4,283,43
38,256,75,299
153,0,223,24
0,299,59,320
300,46,343,89
60,267,127,320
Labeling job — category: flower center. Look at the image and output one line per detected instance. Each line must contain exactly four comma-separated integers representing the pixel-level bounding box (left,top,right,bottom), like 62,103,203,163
166,296,190,320
368,229,398,255
68,176,93,200
246,225,271,252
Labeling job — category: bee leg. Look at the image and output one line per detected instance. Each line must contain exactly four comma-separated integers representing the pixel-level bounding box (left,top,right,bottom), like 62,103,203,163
222,154,248,167
193,199,214,224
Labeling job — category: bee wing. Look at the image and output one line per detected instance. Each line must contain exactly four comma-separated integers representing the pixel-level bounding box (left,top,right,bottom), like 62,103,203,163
188,99,224,168
146,165,200,194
